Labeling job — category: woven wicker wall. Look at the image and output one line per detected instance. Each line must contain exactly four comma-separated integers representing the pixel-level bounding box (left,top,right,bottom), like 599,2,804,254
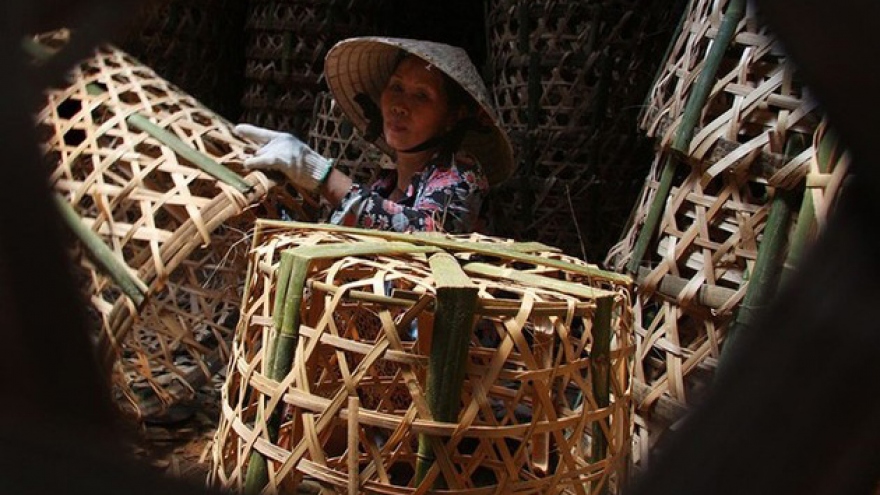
118,0,248,121
239,0,388,138
484,0,681,262
34,30,314,420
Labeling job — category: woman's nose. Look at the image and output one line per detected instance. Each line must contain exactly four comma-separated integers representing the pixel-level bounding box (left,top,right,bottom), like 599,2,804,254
390,101,407,116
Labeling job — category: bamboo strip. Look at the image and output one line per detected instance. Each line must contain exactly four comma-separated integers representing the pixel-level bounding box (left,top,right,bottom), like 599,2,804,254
415,254,479,488
591,296,614,495
348,396,360,495
54,195,148,307
781,123,839,285
126,113,253,193
256,220,631,285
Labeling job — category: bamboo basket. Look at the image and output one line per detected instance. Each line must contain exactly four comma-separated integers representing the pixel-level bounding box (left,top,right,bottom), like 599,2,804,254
118,0,248,121
238,0,387,138
640,0,820,171
33,30,315,419
603,0,826,466
210,221,634,494
605,117,850,468
484,0,678,261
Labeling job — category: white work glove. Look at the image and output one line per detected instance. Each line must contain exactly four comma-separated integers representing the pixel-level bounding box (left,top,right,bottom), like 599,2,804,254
234,123,332,193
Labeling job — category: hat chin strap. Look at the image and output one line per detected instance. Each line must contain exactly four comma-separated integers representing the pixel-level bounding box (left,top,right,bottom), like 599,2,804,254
400,118,476,154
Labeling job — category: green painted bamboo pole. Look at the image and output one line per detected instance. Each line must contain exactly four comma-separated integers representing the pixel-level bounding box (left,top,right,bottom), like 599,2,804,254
716,189,796,380
243,241,440,494
591,296,614,495
781,127,839,286
414,253,479,488
53,195,147,307
717,134,808,380
626,0,746,275
125,114,253,193
255,220,632,285
462,262,617,300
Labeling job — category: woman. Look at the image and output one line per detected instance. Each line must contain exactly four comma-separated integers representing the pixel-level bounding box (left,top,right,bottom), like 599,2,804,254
234,37,514,234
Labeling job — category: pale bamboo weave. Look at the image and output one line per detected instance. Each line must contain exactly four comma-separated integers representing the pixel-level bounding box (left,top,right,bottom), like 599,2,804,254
36,33,311,419
210,222,634,494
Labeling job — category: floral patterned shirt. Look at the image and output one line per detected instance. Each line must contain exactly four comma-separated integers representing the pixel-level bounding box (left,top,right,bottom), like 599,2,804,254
328,151,489,233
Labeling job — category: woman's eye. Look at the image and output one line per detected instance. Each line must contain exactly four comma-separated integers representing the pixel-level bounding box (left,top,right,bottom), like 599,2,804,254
415,92,429,101
388,83,403,93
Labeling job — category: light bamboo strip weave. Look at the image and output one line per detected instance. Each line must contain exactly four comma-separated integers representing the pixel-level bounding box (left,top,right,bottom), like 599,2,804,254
35,31,312,419
210,221,634,494
604,0,829,470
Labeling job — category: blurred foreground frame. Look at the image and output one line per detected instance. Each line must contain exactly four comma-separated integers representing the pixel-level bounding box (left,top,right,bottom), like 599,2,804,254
0,0,221,494
2,2,880,495
625,1,880,495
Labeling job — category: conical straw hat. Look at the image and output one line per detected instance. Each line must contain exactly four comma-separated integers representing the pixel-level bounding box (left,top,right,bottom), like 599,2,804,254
324,36,514,185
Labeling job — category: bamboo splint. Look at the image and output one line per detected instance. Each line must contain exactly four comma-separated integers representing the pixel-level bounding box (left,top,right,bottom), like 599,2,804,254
34,29,313,420
210,221,634,495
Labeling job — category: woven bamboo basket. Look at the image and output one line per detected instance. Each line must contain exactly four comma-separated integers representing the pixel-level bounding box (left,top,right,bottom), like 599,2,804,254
238,0,387,137
33,30,315,419
603,0,826,465
118,0,248,121
484,0,678,261
210,221,634,494
605,118,850,468
640,0,820,170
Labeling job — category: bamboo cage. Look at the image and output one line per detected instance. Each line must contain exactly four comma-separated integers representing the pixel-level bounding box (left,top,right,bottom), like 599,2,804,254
605,118,850,468
117,0,248,121
239,0,388,138
210,221,634,495
33,30,315,420
484,0,679,261
603,0,840,463
639,0,820,172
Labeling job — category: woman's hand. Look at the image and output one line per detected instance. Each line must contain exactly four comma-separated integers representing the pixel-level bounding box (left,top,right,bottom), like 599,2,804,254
234,123,332,193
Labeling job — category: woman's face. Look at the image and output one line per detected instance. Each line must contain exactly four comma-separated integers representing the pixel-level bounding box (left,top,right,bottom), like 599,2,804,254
380,55,461,152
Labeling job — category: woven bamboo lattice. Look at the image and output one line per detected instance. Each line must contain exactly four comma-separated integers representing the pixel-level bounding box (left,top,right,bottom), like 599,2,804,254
640,0,821,173
118,0,248,121
604,117,850,468
239,0,388,137
307,91,392,187
484,0,679,261
34,32,315,419
210,221,634,494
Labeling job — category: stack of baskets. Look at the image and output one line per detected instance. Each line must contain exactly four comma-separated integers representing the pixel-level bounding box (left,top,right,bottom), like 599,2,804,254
32,29,313,420
210,220,635,494
239,0,388,138
603,0,845,469
484,0,680,261
118,0,248,121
